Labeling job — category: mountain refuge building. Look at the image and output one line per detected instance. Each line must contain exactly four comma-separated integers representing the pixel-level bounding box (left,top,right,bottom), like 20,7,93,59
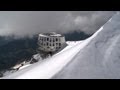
38,32,66,53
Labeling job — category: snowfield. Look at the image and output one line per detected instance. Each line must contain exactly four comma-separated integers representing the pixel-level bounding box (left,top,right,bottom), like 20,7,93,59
2,12,120,79
2,41,83,79
53,12,120,79
2,20,104,79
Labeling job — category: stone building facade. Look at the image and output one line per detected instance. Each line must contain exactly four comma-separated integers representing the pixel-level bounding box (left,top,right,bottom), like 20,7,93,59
38,32,66,53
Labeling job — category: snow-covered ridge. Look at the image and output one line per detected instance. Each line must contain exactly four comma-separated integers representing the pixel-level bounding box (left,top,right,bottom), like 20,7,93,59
2,12,117,79
2,41,82,79
2,21,104,79
53,12,120,79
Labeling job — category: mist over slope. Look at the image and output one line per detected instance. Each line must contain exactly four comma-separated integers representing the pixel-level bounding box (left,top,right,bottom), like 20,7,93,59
2,12,118,79
0,11,116,78
0,36,38,72
53,12,120,79
0,30,90,74
64,31,92,41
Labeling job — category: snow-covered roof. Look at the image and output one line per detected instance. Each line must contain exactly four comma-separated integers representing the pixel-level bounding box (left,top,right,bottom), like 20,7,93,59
39,32,63,37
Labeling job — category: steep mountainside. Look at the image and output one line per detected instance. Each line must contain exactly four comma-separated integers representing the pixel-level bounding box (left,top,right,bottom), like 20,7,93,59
64,31,92,41
0,36,38,72
53,12,120,79
0,31,91,73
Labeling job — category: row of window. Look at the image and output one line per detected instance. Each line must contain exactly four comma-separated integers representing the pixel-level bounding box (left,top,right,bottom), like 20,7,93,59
39,37,60,42
40,42,61,47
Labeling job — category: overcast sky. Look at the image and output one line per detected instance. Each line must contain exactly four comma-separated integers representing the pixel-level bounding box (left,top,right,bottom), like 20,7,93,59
0,11,116,37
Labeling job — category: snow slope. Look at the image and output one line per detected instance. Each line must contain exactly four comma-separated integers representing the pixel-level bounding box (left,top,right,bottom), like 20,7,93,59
2,21,104,79
53,12,120,79
1,41,83,79
2,12,118,79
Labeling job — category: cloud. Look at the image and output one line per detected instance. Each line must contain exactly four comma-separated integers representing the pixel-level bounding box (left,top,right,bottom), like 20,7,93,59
0,11,116,37
59,11,116,34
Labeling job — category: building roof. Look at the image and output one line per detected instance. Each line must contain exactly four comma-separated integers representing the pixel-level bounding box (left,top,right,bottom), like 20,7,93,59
39,32,63,37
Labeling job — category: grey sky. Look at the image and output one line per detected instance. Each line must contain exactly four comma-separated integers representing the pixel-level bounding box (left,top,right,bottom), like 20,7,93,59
0,11,116,37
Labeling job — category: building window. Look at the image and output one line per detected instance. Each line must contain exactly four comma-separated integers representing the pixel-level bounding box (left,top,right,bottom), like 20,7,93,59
56,38,58,41
53,43,54,46
56,43,58,46
59,43,61,46
47,38,49,41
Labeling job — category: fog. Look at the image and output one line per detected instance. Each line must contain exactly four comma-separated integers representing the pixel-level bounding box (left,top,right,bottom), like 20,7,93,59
0,11,115,37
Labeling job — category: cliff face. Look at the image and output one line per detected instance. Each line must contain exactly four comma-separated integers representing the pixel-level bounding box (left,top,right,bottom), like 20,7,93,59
53,12,120,79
